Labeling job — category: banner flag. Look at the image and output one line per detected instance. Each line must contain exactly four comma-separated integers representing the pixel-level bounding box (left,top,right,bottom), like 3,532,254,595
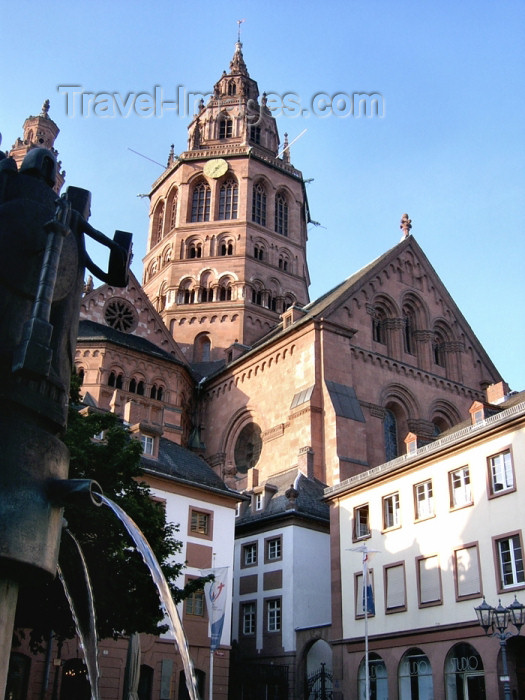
202,567,229,651
362,550,375,615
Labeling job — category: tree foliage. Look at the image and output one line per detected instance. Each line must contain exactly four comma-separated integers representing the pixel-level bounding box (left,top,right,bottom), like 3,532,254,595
15,376,208,650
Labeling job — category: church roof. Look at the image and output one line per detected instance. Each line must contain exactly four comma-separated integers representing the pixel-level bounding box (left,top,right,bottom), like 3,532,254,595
78,319,185,366
142,437,242,501
235,469,330,532
203,234,501,384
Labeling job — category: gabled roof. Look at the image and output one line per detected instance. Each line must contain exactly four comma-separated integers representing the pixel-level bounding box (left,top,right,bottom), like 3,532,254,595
142,437,242,501
204,235,501,383
78,319,185,366
80,270,188,365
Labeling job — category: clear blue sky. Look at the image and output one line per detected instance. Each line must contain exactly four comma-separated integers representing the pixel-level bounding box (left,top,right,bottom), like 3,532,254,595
2,0,524,390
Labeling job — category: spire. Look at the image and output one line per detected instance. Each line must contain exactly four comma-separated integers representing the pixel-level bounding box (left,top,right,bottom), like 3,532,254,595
282,133,290,164
40,99,50,118
229,39,249,76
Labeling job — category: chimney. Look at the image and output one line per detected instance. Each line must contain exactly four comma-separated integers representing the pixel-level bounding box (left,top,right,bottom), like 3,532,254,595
486,381,510,405
298,446,314,478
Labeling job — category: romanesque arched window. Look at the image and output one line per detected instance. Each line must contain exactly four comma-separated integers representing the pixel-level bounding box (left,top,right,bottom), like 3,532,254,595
199,271,213,303
167,187,178,230
188,242,202,259
433,331,446,367
191,180,211,222
194,334,211,362
278,255,289,271
228,81,236,96
372,309,387,344
219,179,238,220
275,192,289,236
252,182,267,226
219,277,233,301
220,241,234,256
178,279,195,305
384,409,399,461
254,244,264,261
151,201,164,246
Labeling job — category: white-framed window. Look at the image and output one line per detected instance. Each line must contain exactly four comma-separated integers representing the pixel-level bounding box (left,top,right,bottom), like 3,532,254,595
354,504,370,540
267,599,281,632
496,534,525,589
255,493,263,511
414,480,434,520
243,542,257,567
383,493,400,530
489,449,514,494
140,435,154,455
266,537,282,562
450,466,472,508
242,602,256,635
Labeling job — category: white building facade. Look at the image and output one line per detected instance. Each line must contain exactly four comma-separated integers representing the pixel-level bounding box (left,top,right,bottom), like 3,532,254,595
326,392,525,700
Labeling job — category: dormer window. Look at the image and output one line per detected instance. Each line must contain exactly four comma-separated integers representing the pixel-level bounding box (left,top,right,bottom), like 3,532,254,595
140,435,154,455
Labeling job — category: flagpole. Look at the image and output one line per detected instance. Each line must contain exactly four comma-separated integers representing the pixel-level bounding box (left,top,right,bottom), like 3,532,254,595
209,649,214,700
363,549,369,700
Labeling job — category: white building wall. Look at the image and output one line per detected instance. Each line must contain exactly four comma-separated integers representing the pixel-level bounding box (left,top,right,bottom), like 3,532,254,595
233,522,331,653
151,486,236,647
292,527,331,631
338,417,525,641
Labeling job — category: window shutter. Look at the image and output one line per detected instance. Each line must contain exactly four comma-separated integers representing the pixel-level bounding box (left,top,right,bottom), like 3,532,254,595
386,565,405,609
419,556,441,603
455,546,481,597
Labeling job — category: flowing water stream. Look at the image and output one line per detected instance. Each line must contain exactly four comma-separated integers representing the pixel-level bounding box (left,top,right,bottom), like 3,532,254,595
97,494,201,700
58,529,100,700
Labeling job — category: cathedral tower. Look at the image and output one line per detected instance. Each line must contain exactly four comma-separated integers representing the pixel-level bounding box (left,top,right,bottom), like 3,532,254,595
9,100,65,193
142,41,311,364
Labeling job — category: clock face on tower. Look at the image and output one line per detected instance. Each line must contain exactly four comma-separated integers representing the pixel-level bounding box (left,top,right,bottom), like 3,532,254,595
203,158,228,179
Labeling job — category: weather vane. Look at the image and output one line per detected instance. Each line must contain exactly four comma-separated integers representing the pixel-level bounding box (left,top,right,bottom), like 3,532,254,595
237,18,245,42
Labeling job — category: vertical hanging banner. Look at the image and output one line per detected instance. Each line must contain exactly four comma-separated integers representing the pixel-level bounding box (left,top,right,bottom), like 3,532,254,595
202,567,229,651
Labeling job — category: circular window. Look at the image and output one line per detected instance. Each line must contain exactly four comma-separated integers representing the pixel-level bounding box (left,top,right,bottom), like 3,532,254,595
104,299,137,333
234,423,262,473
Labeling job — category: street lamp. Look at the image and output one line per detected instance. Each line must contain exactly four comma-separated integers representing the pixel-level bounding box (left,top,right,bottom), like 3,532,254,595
474,596,525,700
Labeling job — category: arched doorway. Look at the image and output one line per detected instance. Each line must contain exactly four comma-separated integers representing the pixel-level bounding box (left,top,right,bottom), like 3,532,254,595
444,642,485,699
306,639,333,699
358,652,388,699
398,647,433,699
60,658,90,700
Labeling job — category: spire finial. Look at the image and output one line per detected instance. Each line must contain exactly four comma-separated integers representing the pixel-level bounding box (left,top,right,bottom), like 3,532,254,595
237,18,245,43
400,213,412,238
41,99,50,118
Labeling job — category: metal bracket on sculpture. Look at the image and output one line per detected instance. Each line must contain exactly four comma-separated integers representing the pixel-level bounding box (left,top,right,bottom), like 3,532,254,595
81,220,133,288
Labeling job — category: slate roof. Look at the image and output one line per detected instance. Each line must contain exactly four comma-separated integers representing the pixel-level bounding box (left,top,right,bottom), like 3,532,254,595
142,437,242,501
78,320,184,366
235,468,330,530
